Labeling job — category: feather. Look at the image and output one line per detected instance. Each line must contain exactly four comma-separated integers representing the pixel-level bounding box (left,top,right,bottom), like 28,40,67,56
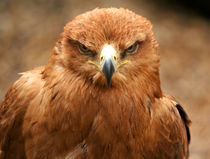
0,8,190,159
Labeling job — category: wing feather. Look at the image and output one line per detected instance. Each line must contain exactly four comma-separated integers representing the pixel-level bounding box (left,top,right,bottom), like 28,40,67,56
175,104,191,143
150,94,191,159
0,67,44,159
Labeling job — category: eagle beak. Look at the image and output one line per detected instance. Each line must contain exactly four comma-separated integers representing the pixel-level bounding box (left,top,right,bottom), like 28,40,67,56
100,45,117,87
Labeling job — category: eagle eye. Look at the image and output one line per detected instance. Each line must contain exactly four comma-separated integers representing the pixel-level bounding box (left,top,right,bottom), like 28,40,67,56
77,43,93,55
125,41,139,54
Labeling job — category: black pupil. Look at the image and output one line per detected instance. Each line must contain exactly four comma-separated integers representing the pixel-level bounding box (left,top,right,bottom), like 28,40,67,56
82,44,88,51
128,42,137,51
128,45,134,50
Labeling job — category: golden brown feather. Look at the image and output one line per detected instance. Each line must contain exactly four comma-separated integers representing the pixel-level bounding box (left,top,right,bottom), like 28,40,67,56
0,8,191,159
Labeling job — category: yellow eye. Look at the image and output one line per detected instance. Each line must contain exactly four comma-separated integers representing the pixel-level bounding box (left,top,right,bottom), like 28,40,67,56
77,43,92,55
125,41,138,54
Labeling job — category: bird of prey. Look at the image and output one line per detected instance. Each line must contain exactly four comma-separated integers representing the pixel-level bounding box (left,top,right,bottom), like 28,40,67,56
0,8,191,159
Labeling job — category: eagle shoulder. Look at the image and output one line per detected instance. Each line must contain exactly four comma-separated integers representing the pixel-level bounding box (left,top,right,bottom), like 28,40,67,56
0,67,45,159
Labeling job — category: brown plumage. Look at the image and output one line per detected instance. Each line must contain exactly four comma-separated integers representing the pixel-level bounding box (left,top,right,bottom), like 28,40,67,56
0,8,191,159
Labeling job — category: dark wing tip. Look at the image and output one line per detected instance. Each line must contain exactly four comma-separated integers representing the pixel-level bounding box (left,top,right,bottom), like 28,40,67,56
175,104,191,143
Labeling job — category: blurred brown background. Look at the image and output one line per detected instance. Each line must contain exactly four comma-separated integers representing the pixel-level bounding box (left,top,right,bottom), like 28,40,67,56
0,0,209,158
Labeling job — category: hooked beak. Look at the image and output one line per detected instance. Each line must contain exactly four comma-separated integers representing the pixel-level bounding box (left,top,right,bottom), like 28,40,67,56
88,44,129,87
100,45,117,87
